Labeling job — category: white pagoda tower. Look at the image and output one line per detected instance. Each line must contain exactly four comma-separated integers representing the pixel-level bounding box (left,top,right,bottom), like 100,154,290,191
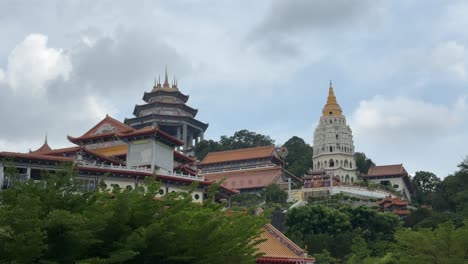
312,82,358,183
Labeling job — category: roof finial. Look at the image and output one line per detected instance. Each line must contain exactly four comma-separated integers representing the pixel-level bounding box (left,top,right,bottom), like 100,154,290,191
329,80,332,88
172,76,176,88
44,132,48,145
163,65,169,87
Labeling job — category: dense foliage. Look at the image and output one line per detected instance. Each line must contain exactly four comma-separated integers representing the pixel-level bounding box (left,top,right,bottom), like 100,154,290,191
194,129,275,160
282,136,313,177
354,152,375,175
0,166,267,264
286,205,400,262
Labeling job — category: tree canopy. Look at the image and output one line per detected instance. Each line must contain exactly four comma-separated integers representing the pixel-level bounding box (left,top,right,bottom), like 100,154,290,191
0,165,268,264
282,136,313,177
194,129,275,160
354,152,375,175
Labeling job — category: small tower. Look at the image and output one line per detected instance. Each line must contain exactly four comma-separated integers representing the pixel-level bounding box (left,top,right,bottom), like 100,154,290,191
312,82,357,183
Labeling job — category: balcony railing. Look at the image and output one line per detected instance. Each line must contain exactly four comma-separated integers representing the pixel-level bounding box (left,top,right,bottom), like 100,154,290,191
78,162,204,181
2,173,29,188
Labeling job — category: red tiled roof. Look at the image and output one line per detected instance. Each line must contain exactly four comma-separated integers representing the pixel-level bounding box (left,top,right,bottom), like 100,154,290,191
200,146,277,165
365,164,406,177
0,152,74,162
40,146,81,155
394,209,411,215
81,115,134,137
174,151,196,162
116,127,184,146
202,166,282,190
30,142,52,154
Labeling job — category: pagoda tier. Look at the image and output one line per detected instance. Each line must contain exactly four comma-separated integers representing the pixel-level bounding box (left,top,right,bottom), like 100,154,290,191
125,69,208,152
133,102,198,118
143,90,189,104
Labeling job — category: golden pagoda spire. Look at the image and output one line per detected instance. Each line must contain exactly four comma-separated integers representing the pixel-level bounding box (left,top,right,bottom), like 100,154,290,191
322,80,343,116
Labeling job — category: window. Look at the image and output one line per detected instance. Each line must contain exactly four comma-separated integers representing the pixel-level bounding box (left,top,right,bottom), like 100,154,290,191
159,189,165,195
329,111,333,115
329,159,334,167
329,146,333,152
126,185,133,191
194,194,200,200
336,134,339,139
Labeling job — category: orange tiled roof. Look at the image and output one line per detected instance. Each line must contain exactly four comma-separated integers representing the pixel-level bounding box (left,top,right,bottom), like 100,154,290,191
200,146,276,165
256,224,314,263
93,144,128,157
365,164,407,177
203,166,282,190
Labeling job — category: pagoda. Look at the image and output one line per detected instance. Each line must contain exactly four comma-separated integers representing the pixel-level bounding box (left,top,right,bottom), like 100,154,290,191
124,67,208,152
312,82,358,183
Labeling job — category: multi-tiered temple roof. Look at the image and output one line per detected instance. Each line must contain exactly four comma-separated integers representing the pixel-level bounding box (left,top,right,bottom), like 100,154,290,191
124,68,208,152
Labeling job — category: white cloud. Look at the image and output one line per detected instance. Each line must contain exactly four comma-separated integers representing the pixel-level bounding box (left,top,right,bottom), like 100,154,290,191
431,41,466,79
351,96,466,141
1,34,72,95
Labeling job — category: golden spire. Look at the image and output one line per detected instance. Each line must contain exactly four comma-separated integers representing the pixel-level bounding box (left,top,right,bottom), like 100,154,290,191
322,80,343,116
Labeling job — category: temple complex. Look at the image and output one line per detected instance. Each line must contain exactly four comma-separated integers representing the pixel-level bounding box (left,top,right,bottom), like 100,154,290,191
0,114,233,203
312,82,358,183
124,68,208,152
198,146,302,192
376,196,411,218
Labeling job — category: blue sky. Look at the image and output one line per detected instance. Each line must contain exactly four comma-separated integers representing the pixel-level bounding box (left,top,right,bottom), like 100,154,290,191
0,0,466,177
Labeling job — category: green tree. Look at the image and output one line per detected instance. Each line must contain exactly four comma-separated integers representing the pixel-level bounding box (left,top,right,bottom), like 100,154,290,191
411,171,441,205
354,152,375,175
0,165,268,264
193,139,223,161
394,221,468,264
282,136,313,177
264,184,288,204
194,130,275,160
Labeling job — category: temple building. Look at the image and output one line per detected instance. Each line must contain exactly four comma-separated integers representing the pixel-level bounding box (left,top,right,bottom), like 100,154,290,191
363,164,414,202
312,82,358,183
0,114,234,203
124,68,208,152
198,146,302,192
376,195,411,219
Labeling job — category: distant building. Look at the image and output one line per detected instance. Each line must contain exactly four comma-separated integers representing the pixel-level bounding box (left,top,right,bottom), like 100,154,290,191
198,146,302,192
376,196,411,218
312,82,357,183
124,67,208,152
363,164,414,202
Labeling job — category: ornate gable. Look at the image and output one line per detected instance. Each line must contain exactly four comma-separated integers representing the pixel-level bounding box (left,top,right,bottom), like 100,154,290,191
82,115,134,137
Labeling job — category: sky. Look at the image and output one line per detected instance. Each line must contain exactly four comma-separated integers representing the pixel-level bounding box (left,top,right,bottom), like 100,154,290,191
0,0,467,177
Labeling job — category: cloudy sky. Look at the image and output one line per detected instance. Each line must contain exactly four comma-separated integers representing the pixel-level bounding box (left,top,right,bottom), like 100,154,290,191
0,0,467,177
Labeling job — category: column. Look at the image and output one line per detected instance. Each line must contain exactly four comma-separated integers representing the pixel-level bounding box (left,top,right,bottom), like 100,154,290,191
182,123,187,149
26,164,31,180
177,126,182,140
0,162,4,190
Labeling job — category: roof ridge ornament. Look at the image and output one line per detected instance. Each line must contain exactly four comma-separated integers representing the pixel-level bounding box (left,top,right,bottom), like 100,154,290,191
163,65,169,87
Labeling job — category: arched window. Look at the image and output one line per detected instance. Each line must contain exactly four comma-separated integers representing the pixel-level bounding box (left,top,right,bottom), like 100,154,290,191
329,146,333,152
324,161,328,167
345,175,350,183
350,162,353,168
159,189,165,195
336,134,339,139
329,159,334,167
194,194,200,200
340,160,343,167
344,160,348,167
351,177,354,183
